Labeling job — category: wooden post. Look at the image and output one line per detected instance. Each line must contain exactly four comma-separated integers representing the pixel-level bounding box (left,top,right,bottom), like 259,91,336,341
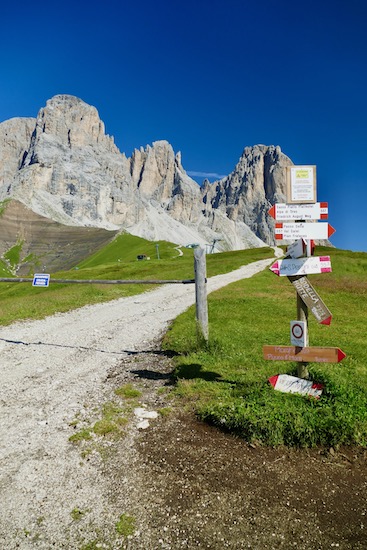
297,237,311,379
296,292,309,379
194,247,209,342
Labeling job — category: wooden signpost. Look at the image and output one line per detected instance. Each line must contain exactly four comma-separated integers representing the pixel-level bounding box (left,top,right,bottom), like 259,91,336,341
288,275,332,325
264,164,346,391
263,346,346,363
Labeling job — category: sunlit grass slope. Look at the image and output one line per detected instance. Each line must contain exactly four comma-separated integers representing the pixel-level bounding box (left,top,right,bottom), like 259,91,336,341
163,247,367,448
0,232,273,326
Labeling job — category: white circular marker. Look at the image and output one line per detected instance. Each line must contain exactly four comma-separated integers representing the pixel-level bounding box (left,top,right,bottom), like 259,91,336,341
292,323,304,339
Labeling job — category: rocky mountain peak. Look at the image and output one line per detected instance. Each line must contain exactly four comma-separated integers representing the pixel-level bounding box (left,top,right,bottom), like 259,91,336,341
202,144,292,243
23,94,119,169
0,95,294,251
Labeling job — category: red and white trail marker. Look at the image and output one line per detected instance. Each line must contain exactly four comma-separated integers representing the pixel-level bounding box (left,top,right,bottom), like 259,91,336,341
268,374,323,398
270,256,332,277
275,222,336,241
268,202,328,221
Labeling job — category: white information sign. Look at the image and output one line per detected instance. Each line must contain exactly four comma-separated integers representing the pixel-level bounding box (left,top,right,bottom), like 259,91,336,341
290,320,308,347
286,165,316,204
269,202,328,221
275,222,335,241
32,273,50,287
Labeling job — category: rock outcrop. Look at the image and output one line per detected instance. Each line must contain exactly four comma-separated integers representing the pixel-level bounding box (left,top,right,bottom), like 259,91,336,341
201,145,291,244
0,95,294,251
0,117,36,197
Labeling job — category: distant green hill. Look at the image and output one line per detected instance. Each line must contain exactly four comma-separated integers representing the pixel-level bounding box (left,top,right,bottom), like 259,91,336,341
0,199,118,275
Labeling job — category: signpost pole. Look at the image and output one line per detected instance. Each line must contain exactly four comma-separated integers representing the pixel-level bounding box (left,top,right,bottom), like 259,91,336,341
296,287,309,378
296,232,311,378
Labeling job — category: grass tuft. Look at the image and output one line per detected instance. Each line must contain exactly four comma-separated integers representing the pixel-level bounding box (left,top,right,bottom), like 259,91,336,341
115,514,135,538
114,384,142,399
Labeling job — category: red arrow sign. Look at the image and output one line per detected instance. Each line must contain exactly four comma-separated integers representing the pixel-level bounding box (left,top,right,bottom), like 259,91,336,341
269,202,328,221
263,345,346,363
270,256,332,277
268,374,323,398
275,222,336,240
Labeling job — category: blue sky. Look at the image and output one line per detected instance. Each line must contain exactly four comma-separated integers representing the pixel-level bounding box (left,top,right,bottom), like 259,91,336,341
1,0,366,252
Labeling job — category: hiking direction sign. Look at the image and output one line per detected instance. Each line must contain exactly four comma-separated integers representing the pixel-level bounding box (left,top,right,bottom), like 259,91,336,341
274,222,336,241
270,256,332,277
268,202,328,221
264,164,346,393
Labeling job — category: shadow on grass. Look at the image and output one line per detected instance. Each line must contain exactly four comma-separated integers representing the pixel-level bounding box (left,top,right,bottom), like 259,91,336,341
174,363,222,382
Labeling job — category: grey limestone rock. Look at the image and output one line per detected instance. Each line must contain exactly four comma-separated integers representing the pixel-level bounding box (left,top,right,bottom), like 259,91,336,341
0,95,294,250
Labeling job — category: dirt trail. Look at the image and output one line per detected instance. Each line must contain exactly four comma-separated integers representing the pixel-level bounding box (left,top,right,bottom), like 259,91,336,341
0,256,279,549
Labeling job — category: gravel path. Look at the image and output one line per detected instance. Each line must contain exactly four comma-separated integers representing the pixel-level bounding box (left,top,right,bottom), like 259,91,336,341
0,255,278,549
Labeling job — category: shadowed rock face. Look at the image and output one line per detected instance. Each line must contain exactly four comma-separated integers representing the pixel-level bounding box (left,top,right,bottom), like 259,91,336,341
0,95,293,251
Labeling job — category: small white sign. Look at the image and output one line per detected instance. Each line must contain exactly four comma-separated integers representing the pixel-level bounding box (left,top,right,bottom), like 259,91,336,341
286,238,306,259
290,320,307,347
32,273,50,287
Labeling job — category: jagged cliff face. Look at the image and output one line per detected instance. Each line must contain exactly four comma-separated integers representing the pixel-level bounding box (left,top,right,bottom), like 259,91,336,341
202,145,291,244
0,117,35,196
0,95,293,250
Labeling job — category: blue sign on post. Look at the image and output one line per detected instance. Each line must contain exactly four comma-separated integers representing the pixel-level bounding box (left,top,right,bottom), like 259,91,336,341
32,274,50,287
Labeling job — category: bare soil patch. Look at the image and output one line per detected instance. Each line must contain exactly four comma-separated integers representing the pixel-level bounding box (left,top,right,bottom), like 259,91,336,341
105,350,367,550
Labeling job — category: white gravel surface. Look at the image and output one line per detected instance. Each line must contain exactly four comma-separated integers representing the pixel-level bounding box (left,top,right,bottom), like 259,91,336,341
0,255,278,549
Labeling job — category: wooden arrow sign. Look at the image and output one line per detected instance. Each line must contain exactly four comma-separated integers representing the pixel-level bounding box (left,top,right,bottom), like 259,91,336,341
275,222,336,240
288,275,332,325
263,345,346,363
270,256,332,277
269,202,328,221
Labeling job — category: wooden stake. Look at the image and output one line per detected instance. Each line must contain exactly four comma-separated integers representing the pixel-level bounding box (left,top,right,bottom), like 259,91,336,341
194,247,209,342
296,235,311,379
297,291,309,378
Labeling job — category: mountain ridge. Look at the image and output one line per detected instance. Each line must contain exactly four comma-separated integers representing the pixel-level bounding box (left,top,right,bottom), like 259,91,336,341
0,95,292,251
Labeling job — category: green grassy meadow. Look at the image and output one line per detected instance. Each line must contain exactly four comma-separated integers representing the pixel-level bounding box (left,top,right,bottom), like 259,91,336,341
1,232,366,448
0,233,273,326
163,247,367,448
